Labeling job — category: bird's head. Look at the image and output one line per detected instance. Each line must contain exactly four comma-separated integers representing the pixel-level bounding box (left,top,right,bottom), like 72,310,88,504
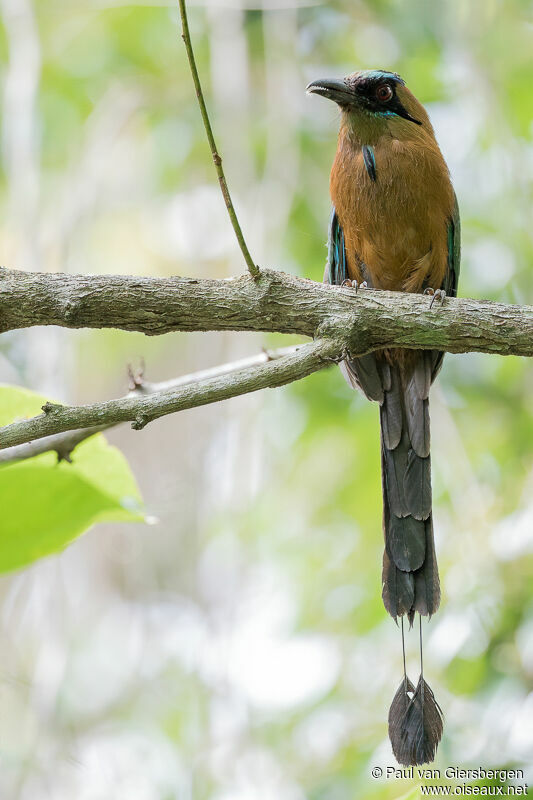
306,70,430,140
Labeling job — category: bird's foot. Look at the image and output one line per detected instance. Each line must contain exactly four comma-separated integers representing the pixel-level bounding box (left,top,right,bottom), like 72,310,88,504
424,287,446,309
341,279,368,294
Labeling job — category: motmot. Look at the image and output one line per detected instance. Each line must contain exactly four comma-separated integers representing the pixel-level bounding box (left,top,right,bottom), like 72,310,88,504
307,70,460,766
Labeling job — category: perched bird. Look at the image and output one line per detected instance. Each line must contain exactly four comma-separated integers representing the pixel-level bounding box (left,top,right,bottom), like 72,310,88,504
307,70,460,766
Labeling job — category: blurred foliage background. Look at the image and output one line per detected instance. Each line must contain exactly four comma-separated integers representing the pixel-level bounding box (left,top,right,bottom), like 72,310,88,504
0,0,532,797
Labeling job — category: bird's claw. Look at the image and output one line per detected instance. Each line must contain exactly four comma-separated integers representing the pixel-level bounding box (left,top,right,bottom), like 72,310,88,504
424,287,446,309
341,279,368,294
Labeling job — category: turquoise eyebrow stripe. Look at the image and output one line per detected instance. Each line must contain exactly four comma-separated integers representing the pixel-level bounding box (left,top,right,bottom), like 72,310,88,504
362,145,377,181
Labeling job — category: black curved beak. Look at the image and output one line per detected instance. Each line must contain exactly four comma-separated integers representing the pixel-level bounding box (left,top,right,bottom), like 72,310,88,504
306,78,355,107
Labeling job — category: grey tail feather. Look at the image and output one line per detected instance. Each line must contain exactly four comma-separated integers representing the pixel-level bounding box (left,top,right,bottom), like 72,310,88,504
380,358,440,622
338,350,440,622
388,675,444,766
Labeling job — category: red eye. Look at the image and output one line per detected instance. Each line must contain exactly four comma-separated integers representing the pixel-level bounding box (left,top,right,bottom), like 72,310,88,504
376,84,393,102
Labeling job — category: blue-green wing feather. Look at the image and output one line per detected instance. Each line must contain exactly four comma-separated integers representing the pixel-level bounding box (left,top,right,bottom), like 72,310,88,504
325,207,384,402
431,192,461,379
326,207,348,286
444,192,461,297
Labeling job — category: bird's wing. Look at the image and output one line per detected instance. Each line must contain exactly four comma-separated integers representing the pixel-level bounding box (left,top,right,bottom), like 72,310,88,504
326,207,348,285
325,207,384,402
445,192,461,298
431,192,461,380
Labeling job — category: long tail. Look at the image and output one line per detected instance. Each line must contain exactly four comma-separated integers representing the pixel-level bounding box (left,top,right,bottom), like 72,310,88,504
342,349,444,765
379,353,440,623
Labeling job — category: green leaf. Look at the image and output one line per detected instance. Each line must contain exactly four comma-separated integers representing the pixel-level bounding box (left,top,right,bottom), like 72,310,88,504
0,384,143,573
0,383,52,426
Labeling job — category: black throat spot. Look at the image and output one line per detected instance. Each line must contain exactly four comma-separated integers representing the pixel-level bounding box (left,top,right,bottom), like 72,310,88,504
362,145,377,182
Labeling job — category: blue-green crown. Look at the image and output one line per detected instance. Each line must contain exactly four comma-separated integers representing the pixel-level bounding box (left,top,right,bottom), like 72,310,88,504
355,70,405,85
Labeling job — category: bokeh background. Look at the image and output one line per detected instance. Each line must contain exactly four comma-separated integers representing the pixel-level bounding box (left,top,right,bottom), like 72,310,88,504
0,0,532,797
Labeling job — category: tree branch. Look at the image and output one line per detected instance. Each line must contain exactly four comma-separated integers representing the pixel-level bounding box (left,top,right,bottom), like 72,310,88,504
0,426,111,464
0,267,531,357
0,340,336,450
1,265,531,452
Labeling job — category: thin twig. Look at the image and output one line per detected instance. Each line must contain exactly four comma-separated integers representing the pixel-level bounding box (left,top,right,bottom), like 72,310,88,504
177,0,260,279
0,345,301,464
136,345,300,393
0,426,111,465
0,340,336,450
